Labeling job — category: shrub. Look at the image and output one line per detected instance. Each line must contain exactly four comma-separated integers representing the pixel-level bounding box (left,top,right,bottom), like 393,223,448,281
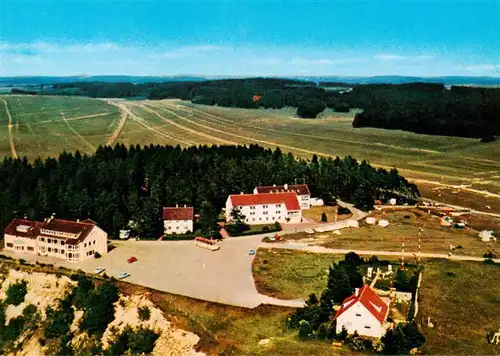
316,322,329,340
298,320,313,340
80,282,119,336
261,226,270,232
483,251,497,259
338,206,351,215
337,326,348,341
19,259,27,265
107,326,160,355
5,280,28,306
138,306,151,322
94,252,102,259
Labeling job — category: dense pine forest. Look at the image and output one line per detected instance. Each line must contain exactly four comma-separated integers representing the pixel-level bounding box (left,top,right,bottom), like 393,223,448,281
0,144,418,238
19,78,500,139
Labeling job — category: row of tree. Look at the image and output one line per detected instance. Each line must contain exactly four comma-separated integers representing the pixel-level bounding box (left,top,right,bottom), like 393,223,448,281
0,144,418,238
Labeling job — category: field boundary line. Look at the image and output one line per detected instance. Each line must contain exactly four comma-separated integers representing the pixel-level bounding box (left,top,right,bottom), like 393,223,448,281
141,104,237,145
148,103,335,157
105,102,128,146
61,111,96,152
175,104,443,156
26,123,43,149
0,97,18,159
107,101,193,146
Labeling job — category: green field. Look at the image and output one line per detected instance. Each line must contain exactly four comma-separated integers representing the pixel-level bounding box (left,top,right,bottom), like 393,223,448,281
1,95,499,209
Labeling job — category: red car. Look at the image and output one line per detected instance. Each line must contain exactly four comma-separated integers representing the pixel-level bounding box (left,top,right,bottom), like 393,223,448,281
127,256,138,263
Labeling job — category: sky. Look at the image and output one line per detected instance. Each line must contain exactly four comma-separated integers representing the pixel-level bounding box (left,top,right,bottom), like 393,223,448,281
1,0,499,77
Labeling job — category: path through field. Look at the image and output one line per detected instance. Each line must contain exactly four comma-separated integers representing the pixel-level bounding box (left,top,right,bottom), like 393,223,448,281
0,97,18,158
61,111,96,151
105,102,128,146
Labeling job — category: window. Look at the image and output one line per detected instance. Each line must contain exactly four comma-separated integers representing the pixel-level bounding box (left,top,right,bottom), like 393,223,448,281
263,211,268,215
40,237,45,242
266,217,268,221
275,204,281,208
93,241,96,245
48,247,52,252
54,248,59,253
364,326,371,329
276,210,281,214
27,247,34,252
61,241,65,246
301,196,308,201
40,247,45,253
252,218,255,221
250,206,255,210
263,205,268,209
355,313,361,317
6,243,13,248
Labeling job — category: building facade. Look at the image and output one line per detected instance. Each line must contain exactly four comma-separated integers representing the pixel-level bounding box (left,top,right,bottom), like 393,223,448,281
254,184,311,210
225,192,302,225
335,285,390,338
163,205,194,234
3,218,108,263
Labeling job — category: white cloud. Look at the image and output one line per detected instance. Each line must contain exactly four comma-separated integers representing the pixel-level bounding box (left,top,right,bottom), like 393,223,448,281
455,64,498,72
374,54,434,61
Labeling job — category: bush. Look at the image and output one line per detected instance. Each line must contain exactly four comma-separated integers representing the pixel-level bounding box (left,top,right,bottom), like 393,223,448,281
338,206,351,215
5,280,28,306
94,252,102,259
337,326,348,341
138,306,151,321
107,326,160,355
80,282,119,336
298,320,313,340
483,251,497,259
261,226,270,232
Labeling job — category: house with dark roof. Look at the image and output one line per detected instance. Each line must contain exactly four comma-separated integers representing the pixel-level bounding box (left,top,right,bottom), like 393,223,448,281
3,217,108,262
225,192,302,225
254,184,311,209
335,285,390,338
163,205,194,234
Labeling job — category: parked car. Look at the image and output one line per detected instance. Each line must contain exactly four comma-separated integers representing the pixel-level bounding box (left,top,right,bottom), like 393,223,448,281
127,256,138,263
248,249,256,255
117,272,130,279
94,267,105,274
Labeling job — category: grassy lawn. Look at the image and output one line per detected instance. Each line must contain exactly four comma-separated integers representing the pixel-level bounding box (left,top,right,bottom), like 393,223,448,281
303,205,352,223
286,208,497,258
252,248,341,300
418,259,500,355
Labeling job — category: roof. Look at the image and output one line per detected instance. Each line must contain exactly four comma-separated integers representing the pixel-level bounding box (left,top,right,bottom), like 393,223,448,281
163,207,194,221
39,218,96,245
229,192,301,211
4,218,98,246
335,285,389,324
3,219,41,239
255,184,311,195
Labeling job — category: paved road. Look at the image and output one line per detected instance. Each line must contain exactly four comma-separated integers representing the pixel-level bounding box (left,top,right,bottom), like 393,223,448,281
260,243,500,263
2,201,366,309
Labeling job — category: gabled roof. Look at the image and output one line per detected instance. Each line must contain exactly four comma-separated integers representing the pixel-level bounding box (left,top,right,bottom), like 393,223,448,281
4,218,98,246
163,207,194,221
335,285,389,324
229,192,301,211
3,218,41,239
39,218,96,245
255,184,311,195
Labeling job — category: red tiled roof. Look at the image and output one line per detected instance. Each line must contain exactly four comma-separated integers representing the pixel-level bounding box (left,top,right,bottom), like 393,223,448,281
39,218,96,245
3,218,42,239
163,207,194,221
4,218,98,246
256,184,311,195
335,285,389,324
229,192,301,211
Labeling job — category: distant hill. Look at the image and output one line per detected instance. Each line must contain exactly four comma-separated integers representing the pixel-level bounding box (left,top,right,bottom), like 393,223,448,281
0,75,207,86
296,75,500,86
0,75,498,86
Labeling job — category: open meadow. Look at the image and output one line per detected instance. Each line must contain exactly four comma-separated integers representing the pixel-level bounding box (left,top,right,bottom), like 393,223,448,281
1,95,499,212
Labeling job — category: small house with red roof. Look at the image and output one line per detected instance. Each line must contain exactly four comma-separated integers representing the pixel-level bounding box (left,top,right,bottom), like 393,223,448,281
163,205,194,234
254,183,311,210
3,217,107,263
225,192,302,225
335,285,390,338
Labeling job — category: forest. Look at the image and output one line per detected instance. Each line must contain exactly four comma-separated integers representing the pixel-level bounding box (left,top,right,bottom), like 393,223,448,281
0,144,418,239
23,78,500,139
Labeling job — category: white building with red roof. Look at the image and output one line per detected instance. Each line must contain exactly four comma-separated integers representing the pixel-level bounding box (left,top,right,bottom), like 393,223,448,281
225,192,302,225
163,205,194,234
254,183,311,210
335,285,390,338
3,217,108,263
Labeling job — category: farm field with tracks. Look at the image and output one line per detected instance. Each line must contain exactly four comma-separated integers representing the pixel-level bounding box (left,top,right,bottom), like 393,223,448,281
1,95,499,212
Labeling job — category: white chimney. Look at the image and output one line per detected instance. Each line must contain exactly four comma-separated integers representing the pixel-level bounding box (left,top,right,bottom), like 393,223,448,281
284,183,288,190
240,192,244,195
77,219,80,223
176,204,179,208
273,184,276,187
355,288,360,297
